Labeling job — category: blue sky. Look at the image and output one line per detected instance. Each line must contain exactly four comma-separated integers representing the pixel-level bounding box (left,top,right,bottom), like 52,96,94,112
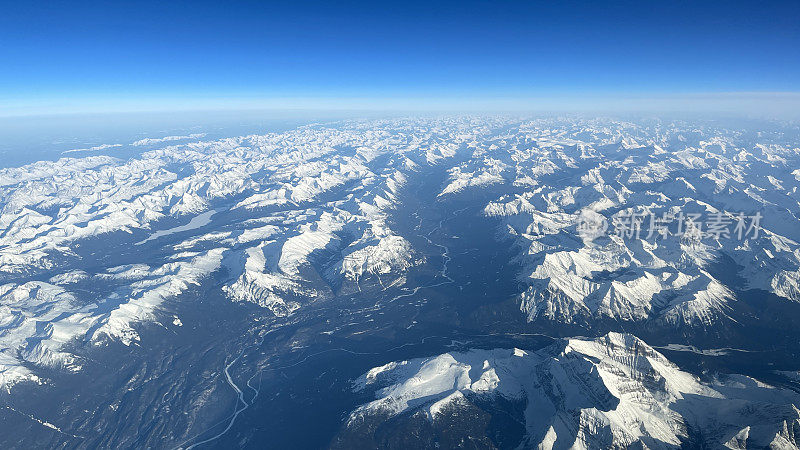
2,0,799,115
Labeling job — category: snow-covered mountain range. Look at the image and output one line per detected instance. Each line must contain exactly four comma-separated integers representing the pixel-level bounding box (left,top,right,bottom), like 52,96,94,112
447,119,800,328
341,333,800,449
1,116,799,448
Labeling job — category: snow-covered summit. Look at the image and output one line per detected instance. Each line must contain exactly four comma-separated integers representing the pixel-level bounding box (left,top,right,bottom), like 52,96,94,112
343,332,800,449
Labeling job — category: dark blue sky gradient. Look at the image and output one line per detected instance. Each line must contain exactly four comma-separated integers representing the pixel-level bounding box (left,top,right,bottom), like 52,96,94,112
1,0,799,113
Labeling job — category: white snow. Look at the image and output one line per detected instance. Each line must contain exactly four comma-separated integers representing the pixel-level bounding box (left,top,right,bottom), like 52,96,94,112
347,333,800,449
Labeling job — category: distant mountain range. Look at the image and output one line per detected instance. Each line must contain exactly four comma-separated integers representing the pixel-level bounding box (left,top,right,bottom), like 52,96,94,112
1,117,799,448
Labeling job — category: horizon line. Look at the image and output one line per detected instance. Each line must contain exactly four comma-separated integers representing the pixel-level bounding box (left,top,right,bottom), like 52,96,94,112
2,91,800,119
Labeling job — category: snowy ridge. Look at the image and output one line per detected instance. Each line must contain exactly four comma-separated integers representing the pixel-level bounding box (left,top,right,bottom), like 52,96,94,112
465,118,800,326
2,119,493,388
92,248,225,345
0,248,225,389
345,333,800,449
2,116,799,397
